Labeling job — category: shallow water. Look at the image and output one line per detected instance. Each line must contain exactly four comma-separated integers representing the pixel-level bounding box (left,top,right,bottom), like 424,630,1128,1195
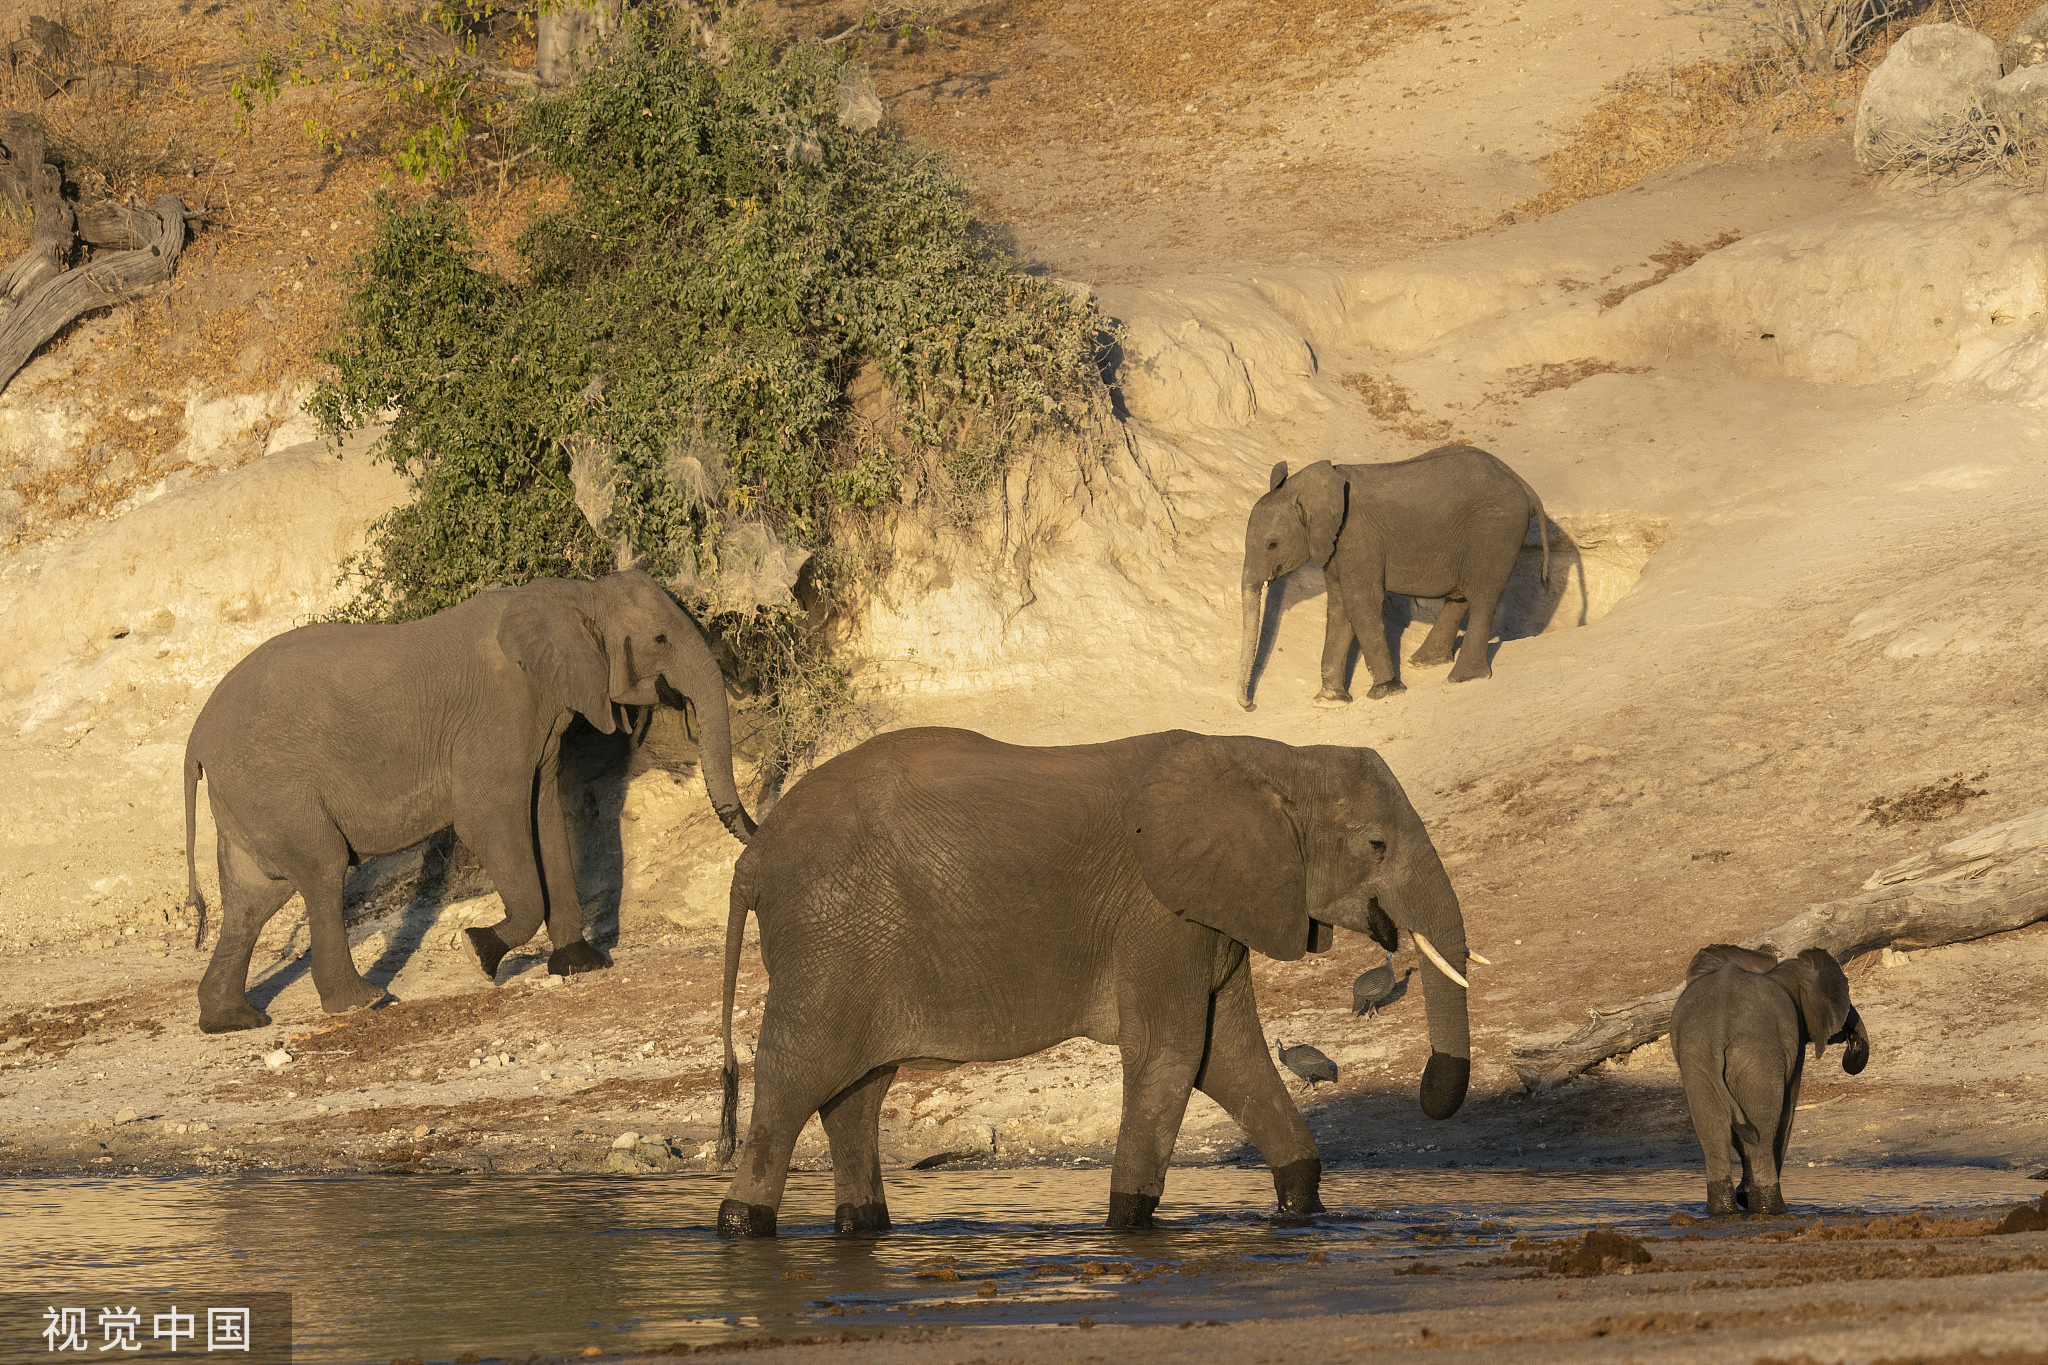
4,1164,2037,1363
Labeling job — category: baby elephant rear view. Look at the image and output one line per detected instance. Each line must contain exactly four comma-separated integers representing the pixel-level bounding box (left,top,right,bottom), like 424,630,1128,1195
1671,944,1870,1217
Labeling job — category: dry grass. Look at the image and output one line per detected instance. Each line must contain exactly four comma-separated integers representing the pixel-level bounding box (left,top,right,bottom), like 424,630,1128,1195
1516,57,1861,219
0,0,564,550
1861,771,1991,826
1599,233,1743,310
1519,0,2048,219
1338,371,1456,443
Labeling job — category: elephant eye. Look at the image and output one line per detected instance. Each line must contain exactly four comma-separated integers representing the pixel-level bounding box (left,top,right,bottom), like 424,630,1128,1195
1369,840,1387,857
654,633,668,644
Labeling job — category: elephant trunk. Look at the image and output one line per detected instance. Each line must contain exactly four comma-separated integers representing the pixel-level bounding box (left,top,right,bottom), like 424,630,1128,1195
673,631,757,844
1402,861,1472,1120
1236,579,1264,710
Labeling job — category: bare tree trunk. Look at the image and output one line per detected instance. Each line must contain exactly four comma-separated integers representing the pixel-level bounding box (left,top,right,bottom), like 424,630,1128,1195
537,0,623,86
1508,842,2048,1093
0,113,192,397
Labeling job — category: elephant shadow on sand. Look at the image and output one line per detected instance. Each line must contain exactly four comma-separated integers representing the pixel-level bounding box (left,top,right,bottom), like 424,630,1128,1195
1251,519,1603,697
242,717,671,1014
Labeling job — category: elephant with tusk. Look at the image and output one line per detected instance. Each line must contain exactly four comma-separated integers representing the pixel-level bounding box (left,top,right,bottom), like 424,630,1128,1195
182,569,753,1033
1236,444,1551,709
714,727,1487,1237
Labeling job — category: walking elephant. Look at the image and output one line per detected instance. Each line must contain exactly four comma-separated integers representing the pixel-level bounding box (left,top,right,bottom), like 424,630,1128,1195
183,570,754,1034
715,726,1483,1237
1671,944,1870,1216
1236,444,1550,709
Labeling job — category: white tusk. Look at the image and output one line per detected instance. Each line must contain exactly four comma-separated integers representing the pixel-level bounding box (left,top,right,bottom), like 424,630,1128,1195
1411,932,1470,989
1467,949,1493,966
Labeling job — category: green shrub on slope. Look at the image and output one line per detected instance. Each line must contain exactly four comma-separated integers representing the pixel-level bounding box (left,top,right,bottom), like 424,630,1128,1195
311,18,1110,763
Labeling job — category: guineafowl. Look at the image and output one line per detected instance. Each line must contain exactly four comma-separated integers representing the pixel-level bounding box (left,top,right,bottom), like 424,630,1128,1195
1276,1039,1337,1093
1352,951,1412,1017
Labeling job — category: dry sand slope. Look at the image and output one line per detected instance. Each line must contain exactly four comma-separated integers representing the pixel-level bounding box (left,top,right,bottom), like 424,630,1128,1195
0,0,2043,1223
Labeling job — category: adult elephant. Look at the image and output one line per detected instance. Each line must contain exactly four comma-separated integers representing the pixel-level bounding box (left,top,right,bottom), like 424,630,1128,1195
1671,944,1870,1216
1236,444,1550,709
183,570,754,1034
714,727,1482,1237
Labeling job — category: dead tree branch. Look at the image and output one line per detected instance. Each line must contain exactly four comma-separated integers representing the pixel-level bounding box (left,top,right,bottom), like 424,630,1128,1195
0,113,190,396
1508,832,2048,1093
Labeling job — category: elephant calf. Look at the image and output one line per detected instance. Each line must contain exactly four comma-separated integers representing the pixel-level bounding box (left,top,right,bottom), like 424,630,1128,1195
1671,944,1870,1216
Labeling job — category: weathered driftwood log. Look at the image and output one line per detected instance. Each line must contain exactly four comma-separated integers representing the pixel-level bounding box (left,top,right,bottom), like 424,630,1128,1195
1508,833,2048,1093
0,111,191,395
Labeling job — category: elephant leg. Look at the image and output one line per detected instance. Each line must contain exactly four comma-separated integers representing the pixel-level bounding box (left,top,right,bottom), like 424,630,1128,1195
1447,584,1502,683
284,830,384,1017
1312,575,1355,707
820,1065,898,1233
1679,1053,1738,1215
454,774,553,981
1106,982,1207,1229
536,717,606,977
720,1019,847,1236
1195,955,1322,1215
1408,597,1468,668
196,836,297,1034
1341,570,1404,700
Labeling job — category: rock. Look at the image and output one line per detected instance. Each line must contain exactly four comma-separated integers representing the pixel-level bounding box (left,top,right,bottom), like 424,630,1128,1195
263,1049,292,1069
114,1107,136,1124
1994,1193,2048,1233
1854,24,2002,172
2003,5,2048,73
1551,1227,1653,1277
606,1139,691,1173
412,1125,432,1139
611,1132,641,1149
1988,66,2048,140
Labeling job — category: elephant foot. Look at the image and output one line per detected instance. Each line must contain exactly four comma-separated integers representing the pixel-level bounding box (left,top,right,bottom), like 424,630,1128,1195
548,940,611,976
1446,661,1492,685
1407,648,1454,668
1271,1157,1325,1216
1310,688,1353,709
717,1198,777,1238
198,999,271,1034
316,975,386,1016
1705,1180,1738,1217
466,926,512,980
1751,1184,1787,1216
833,1201,891,1234
1365,680,1406,701
1106,1190,1160,1229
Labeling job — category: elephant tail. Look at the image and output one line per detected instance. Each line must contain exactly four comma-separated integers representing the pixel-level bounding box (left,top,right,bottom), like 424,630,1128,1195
715,864,753,1168
1521,478,1553,591
1718,1059,1761,1146
182,747,206,929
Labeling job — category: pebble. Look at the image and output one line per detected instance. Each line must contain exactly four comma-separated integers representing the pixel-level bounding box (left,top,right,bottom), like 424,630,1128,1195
611,1132,641,1149
264,1049,292,1069
115,1107,137,1125
413,1125,432,1139
315,1104,330,1115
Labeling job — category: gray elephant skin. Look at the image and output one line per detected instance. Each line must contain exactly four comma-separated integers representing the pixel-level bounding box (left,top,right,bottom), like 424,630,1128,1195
1671,944,1870,1216
713,726,1479,1237
1237,444,1550,708
182,570,754,1034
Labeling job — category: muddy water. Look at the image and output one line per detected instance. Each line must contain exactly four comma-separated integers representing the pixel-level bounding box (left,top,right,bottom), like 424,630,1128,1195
5,1165,2036,1363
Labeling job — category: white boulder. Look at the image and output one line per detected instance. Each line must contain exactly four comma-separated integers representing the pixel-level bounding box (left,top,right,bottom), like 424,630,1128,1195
1854,24,2002,172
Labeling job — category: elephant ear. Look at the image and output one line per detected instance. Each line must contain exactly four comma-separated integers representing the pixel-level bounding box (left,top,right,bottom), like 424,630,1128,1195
496,589,619,735
1287,460,1348,565
1268,460,1289,493
1684,943,1777,982
1768,948,1854,1061
1125,736,1308,962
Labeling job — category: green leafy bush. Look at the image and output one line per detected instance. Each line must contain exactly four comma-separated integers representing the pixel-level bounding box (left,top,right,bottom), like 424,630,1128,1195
311,17,1111,765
